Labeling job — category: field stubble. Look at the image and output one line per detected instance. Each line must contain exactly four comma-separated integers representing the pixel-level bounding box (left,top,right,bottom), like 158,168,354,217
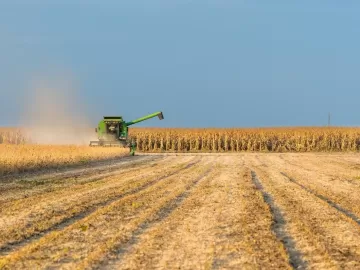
250,154,360,269
0,145,360,268
0,144,129,176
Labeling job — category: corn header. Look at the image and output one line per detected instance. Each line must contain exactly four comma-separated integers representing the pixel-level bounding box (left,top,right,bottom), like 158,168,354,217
90,111,164,155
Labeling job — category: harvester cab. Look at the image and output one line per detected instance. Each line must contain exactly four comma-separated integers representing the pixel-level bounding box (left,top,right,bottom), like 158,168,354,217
90,111,164,155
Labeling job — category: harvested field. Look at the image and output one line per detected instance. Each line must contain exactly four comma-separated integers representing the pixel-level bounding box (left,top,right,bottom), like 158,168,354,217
0,144,129,176
1,153,360,269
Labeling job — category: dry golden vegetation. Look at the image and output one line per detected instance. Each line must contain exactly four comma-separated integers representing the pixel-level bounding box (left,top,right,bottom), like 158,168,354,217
3,127,360,152
1,154,360,269
130,127,360,152
0,144,128,176
0,128,27,145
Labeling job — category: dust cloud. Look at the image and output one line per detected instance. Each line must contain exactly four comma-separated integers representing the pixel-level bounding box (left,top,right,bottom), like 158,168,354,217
21,79,97,145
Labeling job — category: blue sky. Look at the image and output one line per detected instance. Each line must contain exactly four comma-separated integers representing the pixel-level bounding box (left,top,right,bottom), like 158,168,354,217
1,1,360,127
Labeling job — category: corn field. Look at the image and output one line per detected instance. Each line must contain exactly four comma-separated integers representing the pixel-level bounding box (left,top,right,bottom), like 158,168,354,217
2,127,360,152
0,129,28,145
129,127,360,152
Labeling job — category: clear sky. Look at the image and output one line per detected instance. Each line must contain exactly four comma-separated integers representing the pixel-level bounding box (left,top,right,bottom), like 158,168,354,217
1,1,360,127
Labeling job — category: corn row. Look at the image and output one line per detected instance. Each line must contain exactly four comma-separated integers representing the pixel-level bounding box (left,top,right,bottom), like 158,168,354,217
129,127,360,152
0,130,28,145
2,127,360,152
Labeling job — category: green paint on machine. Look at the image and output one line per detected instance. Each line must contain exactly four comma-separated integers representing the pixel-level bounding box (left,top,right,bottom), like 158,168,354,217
90,112,164,156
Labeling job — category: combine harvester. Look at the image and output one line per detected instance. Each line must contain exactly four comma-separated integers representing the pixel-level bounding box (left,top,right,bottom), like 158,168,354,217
90,111,164,155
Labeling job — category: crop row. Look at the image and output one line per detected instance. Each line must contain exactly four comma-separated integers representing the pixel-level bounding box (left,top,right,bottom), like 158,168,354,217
2,127,360,152
0,129,27,144
129,127,360,152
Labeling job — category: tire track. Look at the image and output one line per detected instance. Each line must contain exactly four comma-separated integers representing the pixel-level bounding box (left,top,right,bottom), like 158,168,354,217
0,157,176,247
278,155,360,189
0,156,171,212
0,156,164,203
276,155,360,187
0,158,160,204
255,155,268,168
117,158,288,270
0,158,202,256
0,155,157,182
101,163,215,269
251,171,307,270
280,172,360,225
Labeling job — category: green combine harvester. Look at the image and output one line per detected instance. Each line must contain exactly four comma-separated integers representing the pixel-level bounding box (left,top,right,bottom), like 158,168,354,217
90,111,164,155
